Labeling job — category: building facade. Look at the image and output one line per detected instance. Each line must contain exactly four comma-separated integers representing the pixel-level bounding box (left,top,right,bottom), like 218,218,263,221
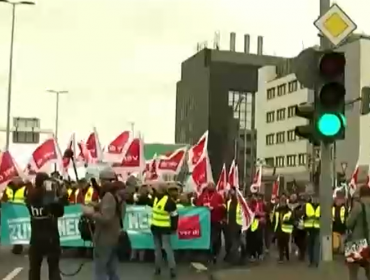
175,34,285,186
256,36,370,191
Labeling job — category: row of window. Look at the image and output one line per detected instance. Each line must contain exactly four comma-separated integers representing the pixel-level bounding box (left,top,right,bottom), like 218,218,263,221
265,153,307,168
266,80,304,100
12,131,40,144
266,105,296,123
265,129,301,145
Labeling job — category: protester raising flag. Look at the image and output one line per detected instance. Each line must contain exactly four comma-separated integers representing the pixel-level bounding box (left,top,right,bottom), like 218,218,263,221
235,187,255,231
271,175,280,203
216,164,227,193
187,131,208,172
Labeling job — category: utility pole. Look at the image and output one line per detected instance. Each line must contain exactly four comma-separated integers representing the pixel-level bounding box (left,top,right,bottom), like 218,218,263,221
319,0,334,263
0,0,35,151
47,90,68,142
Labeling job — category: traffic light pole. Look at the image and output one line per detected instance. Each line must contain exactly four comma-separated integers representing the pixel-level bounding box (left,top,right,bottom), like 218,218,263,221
319,0,333,264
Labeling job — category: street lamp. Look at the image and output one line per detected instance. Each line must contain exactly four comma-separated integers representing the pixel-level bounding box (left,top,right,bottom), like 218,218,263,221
47,90,68,143
1,0,35,151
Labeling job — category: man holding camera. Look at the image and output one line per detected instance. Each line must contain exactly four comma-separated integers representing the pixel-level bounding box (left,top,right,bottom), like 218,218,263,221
26,172,66,280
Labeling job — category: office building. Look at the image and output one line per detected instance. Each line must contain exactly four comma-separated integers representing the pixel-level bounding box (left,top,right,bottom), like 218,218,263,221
175,33,285,186
256,35,370,191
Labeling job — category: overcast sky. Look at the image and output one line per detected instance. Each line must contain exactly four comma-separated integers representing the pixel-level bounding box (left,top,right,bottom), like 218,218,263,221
0,0,368,152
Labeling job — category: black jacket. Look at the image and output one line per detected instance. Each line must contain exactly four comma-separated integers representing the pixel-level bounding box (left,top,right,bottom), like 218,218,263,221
26,188,64,245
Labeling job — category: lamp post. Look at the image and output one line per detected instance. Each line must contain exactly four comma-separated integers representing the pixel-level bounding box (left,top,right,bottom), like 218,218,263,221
1,0,35,151
47,90,68,142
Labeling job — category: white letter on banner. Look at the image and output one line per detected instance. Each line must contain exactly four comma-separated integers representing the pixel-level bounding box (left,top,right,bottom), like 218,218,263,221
128,212,139,230
66,218,76,236
58,219,66,236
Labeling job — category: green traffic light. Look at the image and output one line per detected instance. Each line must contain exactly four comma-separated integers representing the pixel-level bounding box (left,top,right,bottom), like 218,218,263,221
317,113,345,136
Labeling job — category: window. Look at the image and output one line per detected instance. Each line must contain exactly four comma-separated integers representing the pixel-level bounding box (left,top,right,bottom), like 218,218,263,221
276,156,285,167
12,131,40,144
288,80,298,93
267,88,276,100
266,134,275,145
287,105,296,118
266,111,275,123
287,130,296,142
276,108,286,121
287,154,296,167
265,157,274,167
277,84,286,96
298,153,307,166
276,132,285,144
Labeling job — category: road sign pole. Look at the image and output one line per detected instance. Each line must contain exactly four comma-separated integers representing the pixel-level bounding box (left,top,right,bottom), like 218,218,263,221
319,0,333,263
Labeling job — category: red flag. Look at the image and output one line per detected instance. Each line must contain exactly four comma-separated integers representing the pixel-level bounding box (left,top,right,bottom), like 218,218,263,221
0,151,24,191
85,127,103,161
250,165,262,193
236,187,255,231
271,175,280,203
216,164,227,193
77,141,93,165
144,155,159,182
227,160,236,189
62,133,75,169
191,153,213,193
157,147,187,175
112,138,145,174
26,138,60,174
105,131,131,163
187,131,208,171
349,164,359,195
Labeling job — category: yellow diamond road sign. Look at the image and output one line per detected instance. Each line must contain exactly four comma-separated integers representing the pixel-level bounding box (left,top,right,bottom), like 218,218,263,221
314,3,357,46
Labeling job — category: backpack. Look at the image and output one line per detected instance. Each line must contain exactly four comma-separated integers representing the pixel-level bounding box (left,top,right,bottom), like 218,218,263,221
78,215,95,242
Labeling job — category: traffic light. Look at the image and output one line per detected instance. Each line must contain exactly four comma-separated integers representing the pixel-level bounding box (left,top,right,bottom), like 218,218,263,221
294,103,318,145
361,86,370,115
315,51,346,142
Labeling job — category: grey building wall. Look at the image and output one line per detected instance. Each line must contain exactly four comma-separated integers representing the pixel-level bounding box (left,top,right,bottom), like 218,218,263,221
175,47,286,184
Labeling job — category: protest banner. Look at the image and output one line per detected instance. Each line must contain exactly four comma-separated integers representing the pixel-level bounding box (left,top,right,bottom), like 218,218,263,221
1,203,210,250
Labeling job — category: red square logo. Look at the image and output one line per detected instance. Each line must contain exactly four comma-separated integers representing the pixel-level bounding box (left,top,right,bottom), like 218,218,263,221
177,215,201,240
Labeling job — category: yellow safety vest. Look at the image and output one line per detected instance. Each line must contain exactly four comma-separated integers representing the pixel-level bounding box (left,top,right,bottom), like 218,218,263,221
67,188,73,198
274,211,293,234
332,206,345,224
227,200,242,226
304,203,319,228
5,186,26,204
74,187,94,204
251,218,259,232
151,196,171,228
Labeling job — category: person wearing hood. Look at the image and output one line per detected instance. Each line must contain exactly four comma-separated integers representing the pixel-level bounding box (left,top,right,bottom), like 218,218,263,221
272,195,293,263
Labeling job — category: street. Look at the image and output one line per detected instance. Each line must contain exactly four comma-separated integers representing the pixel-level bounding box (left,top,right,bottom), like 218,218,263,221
0,246,351,280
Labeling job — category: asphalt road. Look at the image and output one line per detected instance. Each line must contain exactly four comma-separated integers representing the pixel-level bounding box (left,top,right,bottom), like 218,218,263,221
0,246,350,280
